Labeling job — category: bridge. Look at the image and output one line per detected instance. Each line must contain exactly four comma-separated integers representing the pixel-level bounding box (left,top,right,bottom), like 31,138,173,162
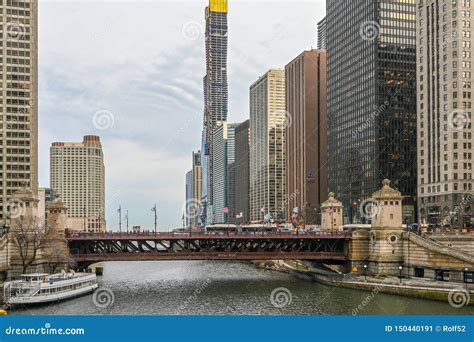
4,180,473,281
66,231,351,269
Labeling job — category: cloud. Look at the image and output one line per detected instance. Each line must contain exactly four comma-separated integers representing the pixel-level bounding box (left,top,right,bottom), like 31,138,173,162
39,0,326,229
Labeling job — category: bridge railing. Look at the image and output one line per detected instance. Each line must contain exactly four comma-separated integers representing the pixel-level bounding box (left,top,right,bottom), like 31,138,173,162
66,230,352,239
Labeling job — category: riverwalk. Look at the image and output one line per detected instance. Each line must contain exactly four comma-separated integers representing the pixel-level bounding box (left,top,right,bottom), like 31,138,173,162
256,260,473,306
312,272,474,306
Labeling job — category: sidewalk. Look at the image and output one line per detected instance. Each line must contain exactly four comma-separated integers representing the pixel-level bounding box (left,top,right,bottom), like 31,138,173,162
314,274,474,305
347,275,474,292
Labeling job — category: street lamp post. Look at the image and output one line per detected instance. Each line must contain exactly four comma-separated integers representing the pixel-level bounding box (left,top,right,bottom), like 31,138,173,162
151,204,158,235
398,265,403,284
118,205,122,234
126,210,129,235
364,264,368,282
350,201,357,224
465,268,469,290
3,212,10,282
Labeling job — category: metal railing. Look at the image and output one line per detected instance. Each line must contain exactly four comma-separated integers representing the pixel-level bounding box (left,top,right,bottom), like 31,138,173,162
66,230,352,239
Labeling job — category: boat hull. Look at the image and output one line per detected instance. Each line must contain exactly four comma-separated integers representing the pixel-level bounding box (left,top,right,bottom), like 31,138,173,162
7,283,98,307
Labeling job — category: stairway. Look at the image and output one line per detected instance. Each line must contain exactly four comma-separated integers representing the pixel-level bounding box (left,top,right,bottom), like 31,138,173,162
408,233,474,264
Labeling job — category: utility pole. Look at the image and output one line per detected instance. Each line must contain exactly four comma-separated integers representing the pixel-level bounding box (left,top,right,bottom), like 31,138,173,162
152,204,157,235
118,205,122,234
4,211,10,281
126,210,129,234
83,207,86,232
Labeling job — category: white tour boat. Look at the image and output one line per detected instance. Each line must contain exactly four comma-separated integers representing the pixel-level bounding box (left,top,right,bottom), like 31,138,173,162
3,271,98,307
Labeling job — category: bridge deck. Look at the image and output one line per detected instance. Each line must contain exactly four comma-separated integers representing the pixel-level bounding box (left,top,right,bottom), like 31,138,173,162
72,252,348,262
67,232,350,267
67,232,351,241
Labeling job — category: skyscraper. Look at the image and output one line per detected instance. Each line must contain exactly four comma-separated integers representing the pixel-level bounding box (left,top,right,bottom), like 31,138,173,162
185,170,193,228
285,49,328,224
192,151,202,227
0,0,38,221
234,120,250,223
37,187,54,224
317,17,327,49
200,128,209,225
50,136,106,232
211,122,238,224
250,69,286,222
202,0,228,225
417,0,474,227
185,151,202,228
326,0,417,223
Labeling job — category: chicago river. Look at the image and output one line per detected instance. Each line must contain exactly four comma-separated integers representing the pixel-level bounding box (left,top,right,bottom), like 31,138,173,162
9,261,473,315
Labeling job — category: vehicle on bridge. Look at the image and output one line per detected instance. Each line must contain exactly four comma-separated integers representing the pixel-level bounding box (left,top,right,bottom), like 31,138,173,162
3,271,98,308
204,224,279,234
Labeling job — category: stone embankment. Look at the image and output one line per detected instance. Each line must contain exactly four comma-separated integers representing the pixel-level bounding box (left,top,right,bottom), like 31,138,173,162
259,260,474,306
316,273,474,305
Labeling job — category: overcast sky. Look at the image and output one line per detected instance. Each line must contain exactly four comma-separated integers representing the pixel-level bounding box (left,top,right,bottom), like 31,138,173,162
38,0,326,230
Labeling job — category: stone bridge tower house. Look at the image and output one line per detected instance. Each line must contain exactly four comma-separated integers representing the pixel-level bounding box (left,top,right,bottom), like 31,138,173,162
321,192,343,232
8,185,40,276
44,194,70,273
46,194,68,242
368,179,404,275
7,187,69,277
10,184,39,219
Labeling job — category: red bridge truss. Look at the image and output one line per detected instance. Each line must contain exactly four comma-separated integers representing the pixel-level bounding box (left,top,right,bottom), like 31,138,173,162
67,232,351,269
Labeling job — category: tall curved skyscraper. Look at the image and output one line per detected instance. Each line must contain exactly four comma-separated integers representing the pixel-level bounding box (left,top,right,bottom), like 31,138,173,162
202,0,228,225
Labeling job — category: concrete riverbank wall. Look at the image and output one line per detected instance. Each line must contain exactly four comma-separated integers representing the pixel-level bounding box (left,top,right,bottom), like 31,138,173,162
312,273,474,305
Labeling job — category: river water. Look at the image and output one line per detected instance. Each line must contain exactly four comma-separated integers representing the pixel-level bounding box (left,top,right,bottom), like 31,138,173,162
9,261,473,315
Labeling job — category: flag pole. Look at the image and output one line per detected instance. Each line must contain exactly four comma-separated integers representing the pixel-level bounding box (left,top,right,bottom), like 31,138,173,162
154,204,157,235
118,205,122,234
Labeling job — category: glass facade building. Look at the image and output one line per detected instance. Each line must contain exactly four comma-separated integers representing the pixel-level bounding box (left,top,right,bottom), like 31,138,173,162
327,0,417,223
317,17,327,49
211,122,237,224
185,170,193,228
234,120,250,223
203,0,228,225
249,69,286,222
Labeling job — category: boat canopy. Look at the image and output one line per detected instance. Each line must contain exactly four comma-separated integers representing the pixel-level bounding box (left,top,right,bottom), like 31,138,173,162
21,274,48,282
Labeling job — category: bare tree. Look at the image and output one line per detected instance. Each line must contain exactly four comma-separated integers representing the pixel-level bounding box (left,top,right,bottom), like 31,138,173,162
10,216,50,274
43,240,75,274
